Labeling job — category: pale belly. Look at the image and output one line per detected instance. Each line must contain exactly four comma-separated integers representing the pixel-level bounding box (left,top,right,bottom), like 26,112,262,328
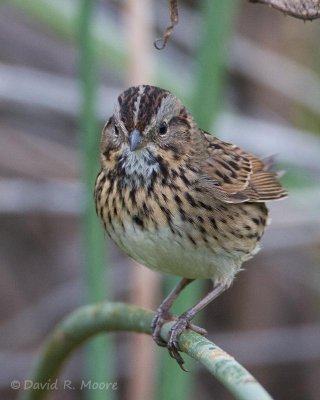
109,222,248,285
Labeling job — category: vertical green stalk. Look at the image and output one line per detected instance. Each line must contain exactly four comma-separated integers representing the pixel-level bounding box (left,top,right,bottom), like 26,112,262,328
159,1,238,399
192,0,238,130
78,1,114,399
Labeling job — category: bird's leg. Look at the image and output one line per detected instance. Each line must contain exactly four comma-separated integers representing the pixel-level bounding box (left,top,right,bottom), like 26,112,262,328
167,282,227,369
151,278,193,347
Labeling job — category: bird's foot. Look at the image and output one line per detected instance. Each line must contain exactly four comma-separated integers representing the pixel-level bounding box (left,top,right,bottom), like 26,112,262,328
152,308,208,370
151,307,173,347
151,310,207,347
167,315,208,371
167,316,189,370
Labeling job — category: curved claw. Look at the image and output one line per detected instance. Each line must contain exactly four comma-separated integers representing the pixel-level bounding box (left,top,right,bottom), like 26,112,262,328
168,345,188,371
167,317,189,370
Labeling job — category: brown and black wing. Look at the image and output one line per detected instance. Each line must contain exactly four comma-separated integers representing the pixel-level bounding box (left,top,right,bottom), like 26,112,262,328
195,133,287,204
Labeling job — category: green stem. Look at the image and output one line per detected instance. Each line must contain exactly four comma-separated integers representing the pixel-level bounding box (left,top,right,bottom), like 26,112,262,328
78,1,114,399
191,0,238,129
19,302,274,400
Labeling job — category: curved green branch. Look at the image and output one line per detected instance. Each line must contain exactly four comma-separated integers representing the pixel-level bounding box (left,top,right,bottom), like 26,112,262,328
19,302,273,400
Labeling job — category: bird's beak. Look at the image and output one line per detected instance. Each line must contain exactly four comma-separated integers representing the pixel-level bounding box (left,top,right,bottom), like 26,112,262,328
129,129,143,152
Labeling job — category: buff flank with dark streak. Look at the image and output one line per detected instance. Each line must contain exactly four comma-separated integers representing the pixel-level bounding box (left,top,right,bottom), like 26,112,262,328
94,85,287,367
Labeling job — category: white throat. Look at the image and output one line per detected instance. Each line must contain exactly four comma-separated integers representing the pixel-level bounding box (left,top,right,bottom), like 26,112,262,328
119,147,159,187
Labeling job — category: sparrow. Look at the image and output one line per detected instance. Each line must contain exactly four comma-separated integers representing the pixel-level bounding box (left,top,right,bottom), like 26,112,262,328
94,84,287,368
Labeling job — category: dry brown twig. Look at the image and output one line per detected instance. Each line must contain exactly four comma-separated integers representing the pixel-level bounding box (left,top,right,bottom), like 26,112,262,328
155,0,319,51
250,0,320,20
154,0,179,49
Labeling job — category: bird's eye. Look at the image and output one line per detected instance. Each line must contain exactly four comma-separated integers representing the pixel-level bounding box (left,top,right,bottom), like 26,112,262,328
114,125,119,137
159,121,168,135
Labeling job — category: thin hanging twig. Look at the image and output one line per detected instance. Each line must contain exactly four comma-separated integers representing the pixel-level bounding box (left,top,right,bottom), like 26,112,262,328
154,0,179,50
249,0,320,20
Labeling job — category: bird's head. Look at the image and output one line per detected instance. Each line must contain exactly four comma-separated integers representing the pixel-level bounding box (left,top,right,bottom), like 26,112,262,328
100,85,198,181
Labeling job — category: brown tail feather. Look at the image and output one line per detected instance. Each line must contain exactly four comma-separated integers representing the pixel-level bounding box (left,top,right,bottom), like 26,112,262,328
249,171,287,201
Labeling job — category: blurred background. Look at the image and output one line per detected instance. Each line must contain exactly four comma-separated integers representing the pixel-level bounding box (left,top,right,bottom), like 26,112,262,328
1,1,320,399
